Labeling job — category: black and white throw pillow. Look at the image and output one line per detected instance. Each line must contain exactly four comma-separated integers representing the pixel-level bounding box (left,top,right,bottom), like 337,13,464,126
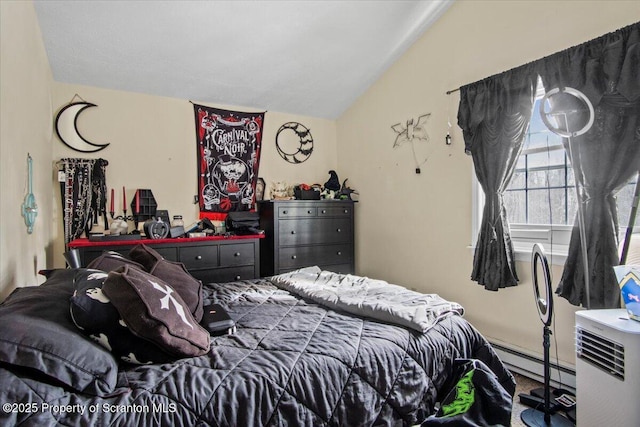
70,269,172,365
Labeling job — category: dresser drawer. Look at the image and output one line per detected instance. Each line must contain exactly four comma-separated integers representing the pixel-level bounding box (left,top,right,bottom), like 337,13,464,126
192,266,256,283
279,218,351,246
279,244,352,269
278,206,316,217
219,243,255,266
257,200,355,277
179,245,219,270
317,205,353,217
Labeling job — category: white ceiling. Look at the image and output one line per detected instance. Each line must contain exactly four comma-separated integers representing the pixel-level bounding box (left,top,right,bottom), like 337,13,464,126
34,0,452,119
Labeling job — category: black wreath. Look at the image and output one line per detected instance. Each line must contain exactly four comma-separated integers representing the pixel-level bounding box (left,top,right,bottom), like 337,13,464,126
275,122,314,164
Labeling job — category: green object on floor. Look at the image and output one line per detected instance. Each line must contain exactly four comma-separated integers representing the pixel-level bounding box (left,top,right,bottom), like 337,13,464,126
440,369,475,417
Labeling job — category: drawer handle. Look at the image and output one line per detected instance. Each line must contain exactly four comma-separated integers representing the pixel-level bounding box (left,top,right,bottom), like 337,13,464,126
336,228,341,233
307,210,312,214
344,209,348,214
292,255,297,259
337,251,342,256
282,210,288,214
235,275,241,280
195,255,202,260
234,252,241,257
291,230,296,235
321,209,326,214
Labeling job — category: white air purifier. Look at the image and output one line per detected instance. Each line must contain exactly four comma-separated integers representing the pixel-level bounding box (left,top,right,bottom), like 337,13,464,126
575,309,640,427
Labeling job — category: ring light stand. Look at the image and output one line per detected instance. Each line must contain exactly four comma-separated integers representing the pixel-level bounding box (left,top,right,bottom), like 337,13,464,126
521,244,574,427
539,87,594,309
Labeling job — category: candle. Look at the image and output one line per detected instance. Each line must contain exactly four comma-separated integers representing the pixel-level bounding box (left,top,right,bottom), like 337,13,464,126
110,188,114,212
122,186,126,211
135,189,140,214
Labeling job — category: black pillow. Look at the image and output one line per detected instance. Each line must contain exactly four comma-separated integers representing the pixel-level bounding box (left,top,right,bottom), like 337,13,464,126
128,244,204,321
103,265,210,358
0,269,118,396
70,269,172,365
86,251,145,273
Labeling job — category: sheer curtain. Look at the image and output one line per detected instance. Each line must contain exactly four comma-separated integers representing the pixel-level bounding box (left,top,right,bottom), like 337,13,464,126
458,67,538,290
538,23,640,308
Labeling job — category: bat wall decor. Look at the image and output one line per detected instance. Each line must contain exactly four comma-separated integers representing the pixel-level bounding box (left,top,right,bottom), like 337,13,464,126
391,113,432,173
275,122,314,164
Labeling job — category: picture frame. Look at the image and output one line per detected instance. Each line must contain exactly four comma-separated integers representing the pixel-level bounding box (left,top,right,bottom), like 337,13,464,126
255,177,266,201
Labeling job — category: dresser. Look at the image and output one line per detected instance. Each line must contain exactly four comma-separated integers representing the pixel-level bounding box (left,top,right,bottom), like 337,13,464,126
68,235,262,283
258,200,355,275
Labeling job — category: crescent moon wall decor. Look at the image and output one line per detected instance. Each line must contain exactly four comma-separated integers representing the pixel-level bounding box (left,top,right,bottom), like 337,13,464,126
55,102,110,153
275,122,313,164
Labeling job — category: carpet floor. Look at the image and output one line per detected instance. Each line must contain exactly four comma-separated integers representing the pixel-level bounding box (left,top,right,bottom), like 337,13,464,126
511,372,575,427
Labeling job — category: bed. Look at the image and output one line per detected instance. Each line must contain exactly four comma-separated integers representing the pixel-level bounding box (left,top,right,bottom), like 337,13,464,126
0,254,515,426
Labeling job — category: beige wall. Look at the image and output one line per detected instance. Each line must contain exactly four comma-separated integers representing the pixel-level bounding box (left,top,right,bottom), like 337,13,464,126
50,83,337,267
337,1,640,367
3,0,638,368
0,1,54,299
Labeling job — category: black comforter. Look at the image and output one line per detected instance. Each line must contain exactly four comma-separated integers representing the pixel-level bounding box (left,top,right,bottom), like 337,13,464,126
0,277,514,426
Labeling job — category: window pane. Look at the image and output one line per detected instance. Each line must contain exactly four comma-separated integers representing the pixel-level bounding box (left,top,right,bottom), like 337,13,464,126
567,188,578,225
527,152,550,169
504,190,526,224
527,131,552,150
495,97,634,231
510,171,526,188
547,149,566,165
617,181,638,228
527,189,547,224
528,168,565,188
528,189,568,224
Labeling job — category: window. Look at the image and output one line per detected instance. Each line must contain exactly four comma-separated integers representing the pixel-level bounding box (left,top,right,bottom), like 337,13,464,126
504,98,576,227
472,83,639,264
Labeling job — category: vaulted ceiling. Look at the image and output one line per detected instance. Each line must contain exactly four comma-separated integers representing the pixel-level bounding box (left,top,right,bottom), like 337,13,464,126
34,1,452,119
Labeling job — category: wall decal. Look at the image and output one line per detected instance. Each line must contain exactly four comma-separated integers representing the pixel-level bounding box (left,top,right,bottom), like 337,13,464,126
391,113,430,147
55,102,110,153
276,122,314,164
391,113,431,173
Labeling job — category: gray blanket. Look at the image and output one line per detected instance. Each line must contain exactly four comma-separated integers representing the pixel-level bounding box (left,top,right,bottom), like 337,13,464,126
271,267,464,332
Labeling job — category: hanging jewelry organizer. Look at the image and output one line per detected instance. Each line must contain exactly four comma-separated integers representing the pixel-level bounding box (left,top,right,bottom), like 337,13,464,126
57,158,109,247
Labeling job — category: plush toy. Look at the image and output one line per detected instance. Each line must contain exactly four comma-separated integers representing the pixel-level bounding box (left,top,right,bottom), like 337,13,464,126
271,181,292,200
321,189,336,199
323,170,341,192
338,179,358,200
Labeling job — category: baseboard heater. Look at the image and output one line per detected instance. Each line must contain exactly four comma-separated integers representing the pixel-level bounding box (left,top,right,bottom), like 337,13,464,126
490,342,576,392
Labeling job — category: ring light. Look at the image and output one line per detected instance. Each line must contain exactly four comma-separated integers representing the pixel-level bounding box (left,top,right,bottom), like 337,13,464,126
531,243,553,326
539,87,594,138
521,243,574,427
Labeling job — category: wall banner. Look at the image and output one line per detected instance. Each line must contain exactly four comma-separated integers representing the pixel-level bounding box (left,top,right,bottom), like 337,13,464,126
193,104,264,220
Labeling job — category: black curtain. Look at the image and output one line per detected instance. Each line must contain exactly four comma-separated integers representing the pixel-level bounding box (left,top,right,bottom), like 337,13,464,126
537,23,640,308
458,66,538,290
